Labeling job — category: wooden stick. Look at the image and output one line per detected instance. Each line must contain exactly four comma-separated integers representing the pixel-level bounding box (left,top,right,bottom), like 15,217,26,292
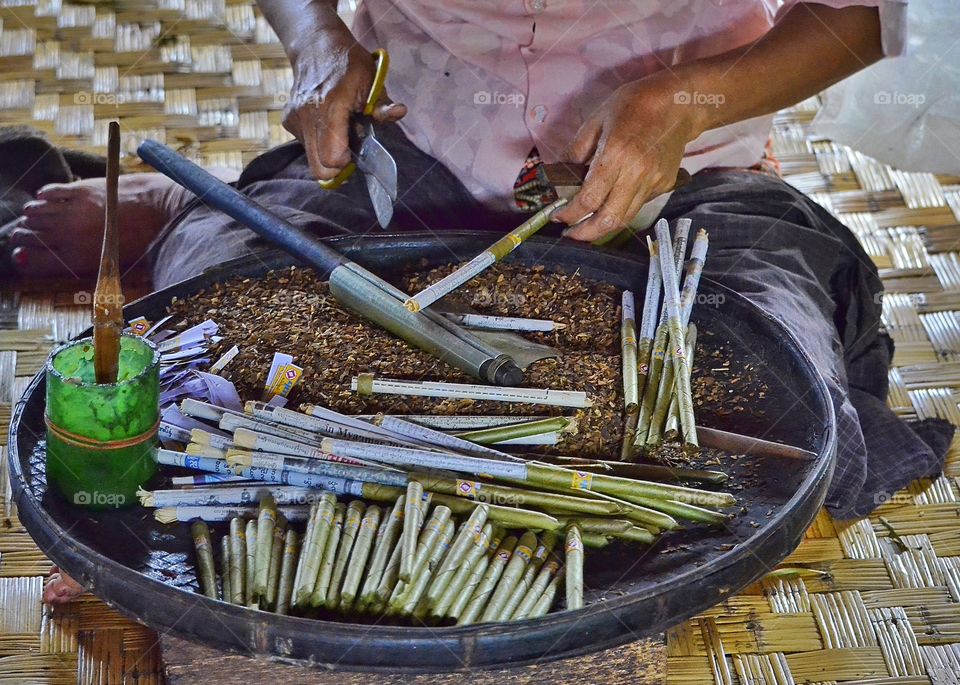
93,120,123,384
697,426,816,461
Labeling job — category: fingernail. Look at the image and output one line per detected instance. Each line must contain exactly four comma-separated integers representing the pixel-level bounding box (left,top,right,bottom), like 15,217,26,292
11,246,29,268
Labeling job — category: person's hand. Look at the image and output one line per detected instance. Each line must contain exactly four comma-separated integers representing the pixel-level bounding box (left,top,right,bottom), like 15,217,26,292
552,73,705,242
283,28,407,181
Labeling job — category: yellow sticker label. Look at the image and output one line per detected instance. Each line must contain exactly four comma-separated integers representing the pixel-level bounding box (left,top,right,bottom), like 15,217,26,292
515,545,533,562
572,471,593,491
566,538,584,553
128,316,151,336
455,480,481,499
267,363,303,398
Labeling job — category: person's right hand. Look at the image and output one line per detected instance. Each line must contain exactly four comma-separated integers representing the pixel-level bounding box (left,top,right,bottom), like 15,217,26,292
283,28,407,181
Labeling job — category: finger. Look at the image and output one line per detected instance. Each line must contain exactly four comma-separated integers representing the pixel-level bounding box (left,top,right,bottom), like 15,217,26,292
565,174,648,242
621,193,650,232
300,115,342,181
552,155,618,225
371,99,407,123
315,101,353,171
562,116,603,165
36,183,77,201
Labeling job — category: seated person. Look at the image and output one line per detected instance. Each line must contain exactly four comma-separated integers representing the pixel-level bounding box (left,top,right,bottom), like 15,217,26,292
9,0,951,524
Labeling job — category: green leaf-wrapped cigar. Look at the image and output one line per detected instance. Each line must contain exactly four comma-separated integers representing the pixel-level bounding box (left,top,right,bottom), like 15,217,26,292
390,506,453,608
275,528,300,615
265,513,287,608
512,558,560,620
411,474,617,517
448,527,504,621
324,499,365,610
372,536,404,613
357,495,405,611
309,502,345,607
339,505,383,611
424,504,489,608
400,482,425,583
454,416,570,446
190,520,217,600
581,532,611,548
501,531,558,620
229,517,246,605
530,574,562,618
220,534,232,603
293,493,337,606
291,501,317,602
613,526,656,544
393,518,455,616
481,531,537,622
431,522,495,619
525,462,734,509
554,517,633,535
244,519,257,606
253,494,277,599
458,536,517,625
565,525,585,611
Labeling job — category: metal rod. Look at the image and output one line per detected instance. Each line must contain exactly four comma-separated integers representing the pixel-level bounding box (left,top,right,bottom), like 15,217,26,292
136,140,523,386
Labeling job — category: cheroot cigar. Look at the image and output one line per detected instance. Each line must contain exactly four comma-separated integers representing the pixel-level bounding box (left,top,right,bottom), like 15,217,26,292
310,502,345,607
481,531,537,622
458,535,517,625
565,525,585,611
229,517,247,605
324,499,365,610
339,505,382,611
275,528,300,615
190,520,217,600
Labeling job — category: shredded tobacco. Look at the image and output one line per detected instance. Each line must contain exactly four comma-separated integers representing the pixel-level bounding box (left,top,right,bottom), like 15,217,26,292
166,264,764,463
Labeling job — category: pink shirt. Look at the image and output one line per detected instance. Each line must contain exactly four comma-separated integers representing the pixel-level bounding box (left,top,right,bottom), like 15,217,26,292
353,0,906,212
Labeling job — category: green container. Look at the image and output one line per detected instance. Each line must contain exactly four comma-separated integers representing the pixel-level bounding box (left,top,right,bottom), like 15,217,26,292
45,334,160,509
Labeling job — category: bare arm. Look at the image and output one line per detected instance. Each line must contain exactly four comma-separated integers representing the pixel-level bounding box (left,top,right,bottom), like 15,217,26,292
554,4,886,240
255,0,406,180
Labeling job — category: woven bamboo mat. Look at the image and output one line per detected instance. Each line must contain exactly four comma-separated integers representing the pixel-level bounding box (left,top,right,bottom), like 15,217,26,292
2,1,960,683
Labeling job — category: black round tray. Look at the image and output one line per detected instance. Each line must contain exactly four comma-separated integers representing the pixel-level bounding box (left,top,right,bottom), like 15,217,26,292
8,233,835,672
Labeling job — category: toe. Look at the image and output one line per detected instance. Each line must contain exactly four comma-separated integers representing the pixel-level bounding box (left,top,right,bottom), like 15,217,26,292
7,227,79,277
22,200,60,217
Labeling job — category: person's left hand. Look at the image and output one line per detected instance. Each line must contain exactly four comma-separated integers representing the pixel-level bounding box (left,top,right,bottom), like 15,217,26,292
552,73,705,242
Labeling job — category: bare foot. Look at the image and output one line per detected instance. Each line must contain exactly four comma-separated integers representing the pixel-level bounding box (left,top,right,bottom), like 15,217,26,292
8,168,238,278
43,565,85,604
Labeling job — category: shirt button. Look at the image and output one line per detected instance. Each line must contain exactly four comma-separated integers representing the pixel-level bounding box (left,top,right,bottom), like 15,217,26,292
528,0,545,13
531,105,547,123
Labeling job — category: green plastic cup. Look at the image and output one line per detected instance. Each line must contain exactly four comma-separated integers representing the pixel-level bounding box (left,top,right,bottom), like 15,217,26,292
45,334,160,509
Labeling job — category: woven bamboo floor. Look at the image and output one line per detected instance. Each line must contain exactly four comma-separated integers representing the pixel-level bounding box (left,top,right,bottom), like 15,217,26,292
2,1,960,683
